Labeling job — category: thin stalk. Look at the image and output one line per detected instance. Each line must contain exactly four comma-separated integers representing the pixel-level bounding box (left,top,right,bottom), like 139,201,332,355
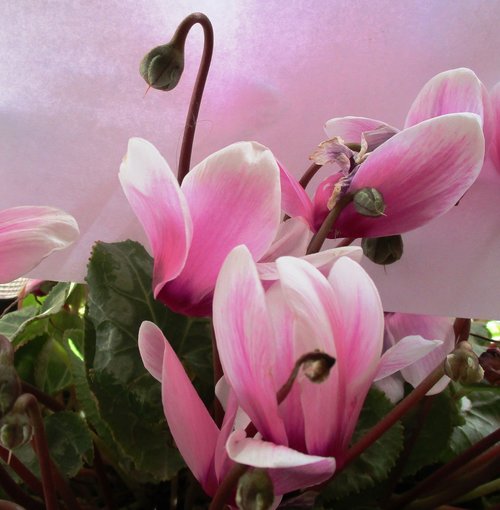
335,237,356,247
389,427,500,509
339,363,445,471
176,13,214,183
299,163,322,189
0,463,44,510
208,463,248,510
16,394,58,510
20,383,64,412
0,445,43,496
453,477,500,503
307,194,353,254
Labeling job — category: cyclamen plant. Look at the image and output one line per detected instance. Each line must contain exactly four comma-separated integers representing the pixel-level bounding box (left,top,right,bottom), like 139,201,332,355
0,11,499,510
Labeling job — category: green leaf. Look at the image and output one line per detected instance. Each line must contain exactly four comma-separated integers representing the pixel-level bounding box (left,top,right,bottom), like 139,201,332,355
318,388,404,503
401,389,460,476
34,338,72,395
45,411,94,478
0,283,78,346
85,240,209,482
446,387,500,458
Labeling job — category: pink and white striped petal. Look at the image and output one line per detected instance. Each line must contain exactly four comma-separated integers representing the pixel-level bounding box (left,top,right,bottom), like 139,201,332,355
278,161,314,224
0,206,79,283
159,323,219,496
213,245,288,445
334,113,485,238
119,138,192,297
138,321,166,382
226,430,336,495
259,217,311,262
160,142,281,315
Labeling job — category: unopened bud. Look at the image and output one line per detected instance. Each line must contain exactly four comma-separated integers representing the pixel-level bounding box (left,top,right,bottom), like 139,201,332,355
302,352,336,383
0,413,32,450
444,342,484,384
361,235,403,265
478,347,500,386
140,43,184,91
236,469,274,510
0,366,21,419
353,188,386,217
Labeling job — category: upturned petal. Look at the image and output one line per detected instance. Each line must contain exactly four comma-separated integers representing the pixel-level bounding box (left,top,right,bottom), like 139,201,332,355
160,142,281,315
326,257,384,456
213,245,287,445
156,322,219,495
138,321,166,382
119,138,192,297
226,430,336,494
325,116,399,145
259,218,311,262
278,161,314,224
404,68,487,128
0,206,79,283
333,113,485,238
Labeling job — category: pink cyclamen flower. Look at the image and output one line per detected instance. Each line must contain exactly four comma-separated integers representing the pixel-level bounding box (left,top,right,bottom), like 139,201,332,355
138,247,444,499
119,137,348,316
0,206,79,283
375,313,456,403
312,68,487,238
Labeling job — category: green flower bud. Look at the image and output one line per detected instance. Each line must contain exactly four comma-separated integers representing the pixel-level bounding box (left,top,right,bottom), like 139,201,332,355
302,352,336,383
444,342,484,384
236,469,274,510
0,413,32,450
361,235,404,265
140,43,184,91
353,188,386,217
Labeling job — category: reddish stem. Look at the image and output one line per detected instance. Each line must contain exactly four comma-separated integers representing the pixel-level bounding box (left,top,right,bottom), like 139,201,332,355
299,163,322,189
0,464,44,510
0,445,43,496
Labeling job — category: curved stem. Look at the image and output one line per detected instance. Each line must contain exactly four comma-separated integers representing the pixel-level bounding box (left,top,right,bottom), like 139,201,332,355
16,394,58,510
299,163,322,189
175,13,214,183
0,463,44,510
0,445,43,496
307,194,353,254
209,463,248,510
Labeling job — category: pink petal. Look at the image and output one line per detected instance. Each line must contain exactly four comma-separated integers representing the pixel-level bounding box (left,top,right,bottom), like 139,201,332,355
0,206,79,283
278,161,314,224
275,257,338,456
160,142,281,315
325,116,399,144
333,113,485,238
405,68,487,128
491,82,500,170
226,430,335,495
257,246,362,281
213,245,287,445
138,321,166,382
326,257,384,456
159,323,219,496
374,374,405,404
386,313,455,394
259,217,311,262
119,138,192,297
374,335,443,380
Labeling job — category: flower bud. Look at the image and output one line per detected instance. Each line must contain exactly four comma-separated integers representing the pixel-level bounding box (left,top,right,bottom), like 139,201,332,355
0,413,32,450
361,235,404,265
353,188,386,217
236,469,274,510
478,347,500,386
140,43,184,91
302,352,336,383
444,342,484,384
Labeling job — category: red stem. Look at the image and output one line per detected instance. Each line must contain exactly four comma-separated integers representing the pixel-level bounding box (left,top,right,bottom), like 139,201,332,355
0,463,44,510
0,445,43,496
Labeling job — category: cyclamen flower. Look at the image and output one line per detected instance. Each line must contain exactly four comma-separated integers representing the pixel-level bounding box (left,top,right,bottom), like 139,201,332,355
138,248,440,500
312,68,487,238
0,206,79,283
119,138,350,316
375,313,455,403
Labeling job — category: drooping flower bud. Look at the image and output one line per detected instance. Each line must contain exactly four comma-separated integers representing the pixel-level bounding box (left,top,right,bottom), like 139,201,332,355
353,187,386,217
444,341,484,384
361,235,404,265
0,335,14,365
140,43,184,91
479,347,500,386
236,469,274,510
302,351,336,383
0,366,21,419
0,412,32,450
